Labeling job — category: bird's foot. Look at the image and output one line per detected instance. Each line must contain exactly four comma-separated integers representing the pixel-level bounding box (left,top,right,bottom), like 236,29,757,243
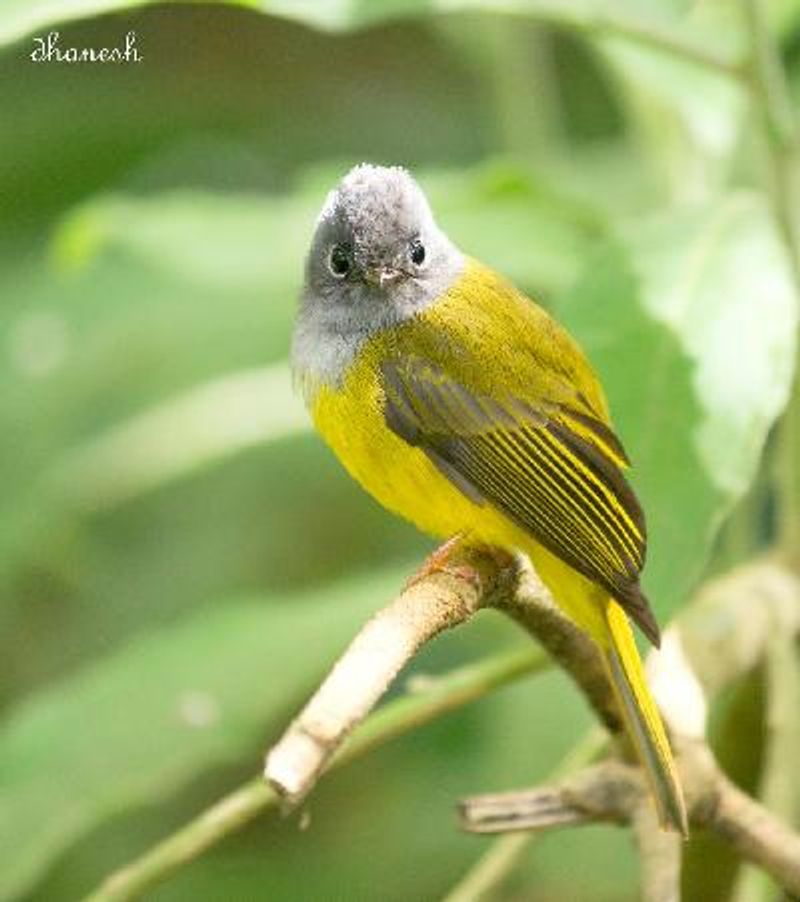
404,535,481,591
404,537,515,593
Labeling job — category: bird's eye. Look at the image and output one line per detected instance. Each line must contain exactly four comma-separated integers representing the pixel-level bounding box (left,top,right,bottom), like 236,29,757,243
409,238,426,267
328,243,352,278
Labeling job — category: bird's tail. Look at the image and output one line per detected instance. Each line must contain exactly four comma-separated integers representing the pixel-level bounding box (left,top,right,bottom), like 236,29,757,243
602,599,688,835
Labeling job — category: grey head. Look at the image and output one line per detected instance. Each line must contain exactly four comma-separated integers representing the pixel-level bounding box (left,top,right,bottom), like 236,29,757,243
292,164,464,391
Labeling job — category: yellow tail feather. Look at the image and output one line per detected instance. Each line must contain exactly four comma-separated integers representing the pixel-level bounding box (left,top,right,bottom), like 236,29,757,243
603,600,688,835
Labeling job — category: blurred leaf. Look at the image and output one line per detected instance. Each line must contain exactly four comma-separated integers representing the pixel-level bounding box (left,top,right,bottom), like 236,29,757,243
556,192,797,619
591,3,746,207
621,193,797,496
0,566,407,901
0,10,497,228
52,192,312,291
601,41,745,203
770,0,800,38
49,364,307,511
0,186,313,588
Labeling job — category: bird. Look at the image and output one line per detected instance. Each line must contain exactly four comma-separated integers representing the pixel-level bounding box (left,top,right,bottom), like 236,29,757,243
291,163,687,834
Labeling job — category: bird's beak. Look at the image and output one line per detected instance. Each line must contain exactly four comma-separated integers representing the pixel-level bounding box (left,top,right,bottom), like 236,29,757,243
364,266,401,288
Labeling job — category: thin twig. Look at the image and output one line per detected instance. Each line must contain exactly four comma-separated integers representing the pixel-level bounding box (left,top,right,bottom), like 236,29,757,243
443,728,607,902
459,782,594,835
442,834,531,902
265,547,516,802
84,646,549,901
460,759,642,834
84,778,274,902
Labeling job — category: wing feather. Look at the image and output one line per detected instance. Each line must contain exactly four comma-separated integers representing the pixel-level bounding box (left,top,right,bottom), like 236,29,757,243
381,357,659,645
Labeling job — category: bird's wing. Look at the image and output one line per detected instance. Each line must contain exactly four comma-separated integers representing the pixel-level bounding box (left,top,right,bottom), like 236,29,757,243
380,356,659,645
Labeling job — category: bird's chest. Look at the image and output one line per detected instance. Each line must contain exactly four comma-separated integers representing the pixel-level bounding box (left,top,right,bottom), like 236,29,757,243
308,358,478,540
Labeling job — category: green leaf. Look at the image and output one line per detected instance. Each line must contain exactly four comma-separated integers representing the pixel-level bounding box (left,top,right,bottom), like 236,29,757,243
0,567,406,901
600,39,745,204
556,192,797,619
621,194,797,497
47,363,308,512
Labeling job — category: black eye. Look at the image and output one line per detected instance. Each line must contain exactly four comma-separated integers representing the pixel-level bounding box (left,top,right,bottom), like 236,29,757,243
328,243,352,278
409,238,426,266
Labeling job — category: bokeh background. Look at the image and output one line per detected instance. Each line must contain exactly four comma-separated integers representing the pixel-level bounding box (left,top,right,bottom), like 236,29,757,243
2,2,800,900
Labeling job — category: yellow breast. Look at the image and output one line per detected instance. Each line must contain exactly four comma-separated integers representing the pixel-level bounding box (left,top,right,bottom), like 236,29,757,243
311,346,484,541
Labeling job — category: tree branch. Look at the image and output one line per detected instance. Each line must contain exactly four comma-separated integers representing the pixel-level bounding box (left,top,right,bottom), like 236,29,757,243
460,759,636,833
264,547,517,802
632,800,682,902
87,552,800,901
265,547,629,810
457,558,800,896
698,769,800,894
85,574,548,901
496,561,620,733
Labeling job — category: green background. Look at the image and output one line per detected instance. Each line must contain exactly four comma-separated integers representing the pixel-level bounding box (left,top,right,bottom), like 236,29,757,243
1,1,799,899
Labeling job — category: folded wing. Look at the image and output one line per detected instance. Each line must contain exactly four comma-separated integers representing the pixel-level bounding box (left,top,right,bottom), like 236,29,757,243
380,356,659,646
